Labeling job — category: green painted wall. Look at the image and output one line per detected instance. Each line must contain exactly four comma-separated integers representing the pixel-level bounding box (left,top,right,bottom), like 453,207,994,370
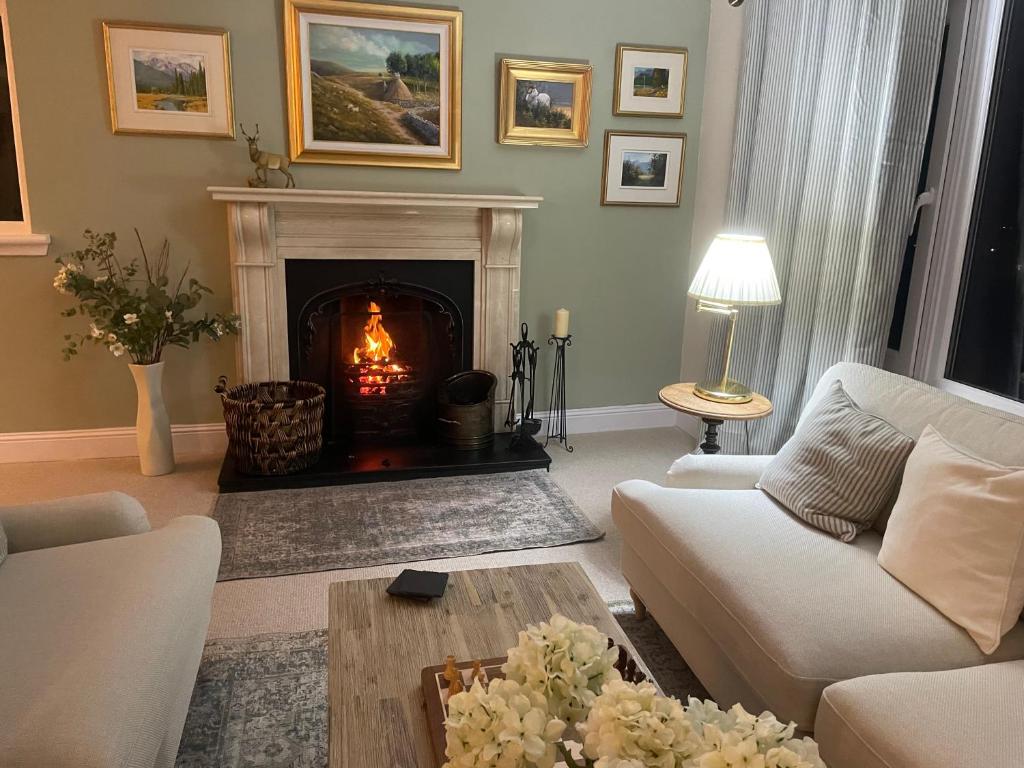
0,0,708,432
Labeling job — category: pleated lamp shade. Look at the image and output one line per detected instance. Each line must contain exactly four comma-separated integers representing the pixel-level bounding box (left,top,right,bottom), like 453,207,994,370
688,234,782,305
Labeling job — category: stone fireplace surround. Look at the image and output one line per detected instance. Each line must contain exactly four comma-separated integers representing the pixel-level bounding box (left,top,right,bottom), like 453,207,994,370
208,187,543,430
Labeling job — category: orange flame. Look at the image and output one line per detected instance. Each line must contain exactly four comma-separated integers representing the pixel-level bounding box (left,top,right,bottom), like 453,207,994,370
352,301,396,364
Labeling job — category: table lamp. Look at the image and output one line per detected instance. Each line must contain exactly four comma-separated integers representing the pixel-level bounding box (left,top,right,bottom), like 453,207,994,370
688,234,781,404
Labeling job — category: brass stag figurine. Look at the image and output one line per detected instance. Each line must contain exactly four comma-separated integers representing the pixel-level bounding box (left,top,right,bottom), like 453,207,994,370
239,123,295,189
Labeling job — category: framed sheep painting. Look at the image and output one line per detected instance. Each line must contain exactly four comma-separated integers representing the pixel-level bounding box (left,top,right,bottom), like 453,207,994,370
498,59,592,147
283,0,463,169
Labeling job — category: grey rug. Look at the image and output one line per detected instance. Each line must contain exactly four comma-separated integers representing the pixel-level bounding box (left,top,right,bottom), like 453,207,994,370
213,471,604,581
175,607,709,768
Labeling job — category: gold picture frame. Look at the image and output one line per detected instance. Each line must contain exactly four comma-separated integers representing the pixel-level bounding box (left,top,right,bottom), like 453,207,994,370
613,44,688,118
284,0,463,169
601,130,687,207
498,59,592,147
102,21,234,138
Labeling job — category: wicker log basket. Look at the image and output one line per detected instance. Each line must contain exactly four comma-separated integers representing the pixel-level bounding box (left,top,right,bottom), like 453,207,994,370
215,377,325,476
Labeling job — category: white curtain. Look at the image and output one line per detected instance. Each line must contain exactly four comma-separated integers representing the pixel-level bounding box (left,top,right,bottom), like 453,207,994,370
707,0,948,453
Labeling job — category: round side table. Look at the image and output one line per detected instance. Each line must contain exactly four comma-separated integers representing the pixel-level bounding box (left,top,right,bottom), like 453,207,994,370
659,383,773,454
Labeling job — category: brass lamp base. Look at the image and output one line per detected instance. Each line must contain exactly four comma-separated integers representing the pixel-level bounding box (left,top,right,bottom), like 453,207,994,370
694,378,754,404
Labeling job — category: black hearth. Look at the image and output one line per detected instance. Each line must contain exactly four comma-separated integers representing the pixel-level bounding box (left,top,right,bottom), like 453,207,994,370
217,258,549,492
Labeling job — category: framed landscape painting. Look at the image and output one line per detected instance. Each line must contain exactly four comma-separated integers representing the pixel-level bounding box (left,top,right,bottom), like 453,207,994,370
613,44,688,118
601,131,686,207
284,0,462,169
102,22,234,137
498,59,592,147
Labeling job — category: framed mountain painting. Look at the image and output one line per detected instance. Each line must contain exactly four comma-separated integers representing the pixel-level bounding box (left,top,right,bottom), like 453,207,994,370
102,22,234,137
284,0,463,169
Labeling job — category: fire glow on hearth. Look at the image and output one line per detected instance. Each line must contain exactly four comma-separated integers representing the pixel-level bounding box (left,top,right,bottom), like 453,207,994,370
350,301,411,396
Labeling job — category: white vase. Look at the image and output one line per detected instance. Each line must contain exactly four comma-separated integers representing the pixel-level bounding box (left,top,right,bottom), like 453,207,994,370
129,362,175,476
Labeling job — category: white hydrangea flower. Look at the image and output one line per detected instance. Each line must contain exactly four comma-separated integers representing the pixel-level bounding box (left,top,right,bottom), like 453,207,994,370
578,679,702,768
213,320,226,337
89,323,104,338
106,333,117,343
502,614,621,725
165,310,174,321
443,678,565,768
123,313,139,325
109,342,126,357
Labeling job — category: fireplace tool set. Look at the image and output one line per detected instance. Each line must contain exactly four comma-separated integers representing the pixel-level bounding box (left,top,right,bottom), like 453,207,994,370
505,323,573,452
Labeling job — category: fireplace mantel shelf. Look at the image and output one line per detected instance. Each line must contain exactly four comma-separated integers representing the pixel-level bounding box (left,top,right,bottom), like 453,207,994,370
207,186,543,209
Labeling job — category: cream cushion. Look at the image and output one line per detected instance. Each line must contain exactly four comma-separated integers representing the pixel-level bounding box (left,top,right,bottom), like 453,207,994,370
815,662,1024,768
611,479,1024,729
878,426,1024,654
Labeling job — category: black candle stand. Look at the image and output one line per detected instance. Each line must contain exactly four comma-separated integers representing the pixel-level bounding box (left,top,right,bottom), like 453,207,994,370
545,335,573,452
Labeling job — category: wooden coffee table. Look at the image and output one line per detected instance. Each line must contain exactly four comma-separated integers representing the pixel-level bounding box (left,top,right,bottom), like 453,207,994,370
327,562,648,768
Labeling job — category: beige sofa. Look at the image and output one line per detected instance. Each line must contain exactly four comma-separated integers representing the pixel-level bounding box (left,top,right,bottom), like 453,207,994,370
0,492,220,768
613,362,1024,767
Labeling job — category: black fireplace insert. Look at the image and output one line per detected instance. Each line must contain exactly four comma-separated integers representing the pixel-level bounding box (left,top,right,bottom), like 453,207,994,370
286,259,474,445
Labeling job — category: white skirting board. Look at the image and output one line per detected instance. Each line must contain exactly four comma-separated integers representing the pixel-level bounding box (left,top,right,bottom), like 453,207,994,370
0,403,699,464
0,424,228,464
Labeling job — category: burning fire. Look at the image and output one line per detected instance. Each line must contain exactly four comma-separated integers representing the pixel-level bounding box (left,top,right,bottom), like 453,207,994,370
350,301,409,396
353,301,395,364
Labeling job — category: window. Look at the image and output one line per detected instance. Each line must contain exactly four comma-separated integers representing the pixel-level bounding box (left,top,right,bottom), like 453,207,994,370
0,0,48,255
946,0,1024,403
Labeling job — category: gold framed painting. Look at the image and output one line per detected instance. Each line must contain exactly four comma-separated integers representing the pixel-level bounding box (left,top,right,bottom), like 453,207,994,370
613,44,688,118
498,59,592,147
601,130,686,207
284,0,462,169
102,21,234,138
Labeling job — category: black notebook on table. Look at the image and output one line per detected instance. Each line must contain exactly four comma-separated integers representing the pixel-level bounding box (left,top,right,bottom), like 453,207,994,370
386,569,449,602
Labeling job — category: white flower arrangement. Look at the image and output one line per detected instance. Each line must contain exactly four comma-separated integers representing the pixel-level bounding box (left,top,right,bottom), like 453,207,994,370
579,679,704,767
502,614,622,726
54,230,238,364
444,616,827,768
443,678,566,768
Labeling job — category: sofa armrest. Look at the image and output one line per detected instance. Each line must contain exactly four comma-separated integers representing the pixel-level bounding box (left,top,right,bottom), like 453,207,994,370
665,454,774,490
0,491,151,553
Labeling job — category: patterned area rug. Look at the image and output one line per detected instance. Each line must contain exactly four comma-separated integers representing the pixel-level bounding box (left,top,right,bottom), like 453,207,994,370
175,606,708,768
213,471,604,581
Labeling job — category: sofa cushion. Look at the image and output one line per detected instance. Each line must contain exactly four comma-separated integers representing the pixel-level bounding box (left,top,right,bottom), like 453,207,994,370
879,426,1024,654
611,479,1024,729
759,380,915,542
804,363,1024,533
0,516,221,768
815,662,1024,768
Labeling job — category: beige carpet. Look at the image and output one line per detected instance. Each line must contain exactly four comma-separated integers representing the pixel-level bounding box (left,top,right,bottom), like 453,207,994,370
0,427,692,639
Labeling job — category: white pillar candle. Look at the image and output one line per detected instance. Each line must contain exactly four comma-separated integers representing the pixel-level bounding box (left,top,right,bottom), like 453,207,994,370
554,308,570,337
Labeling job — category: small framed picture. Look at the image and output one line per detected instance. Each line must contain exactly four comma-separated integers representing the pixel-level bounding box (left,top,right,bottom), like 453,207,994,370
284,0,462,169
613,44,688,118
498,59,592,147
102,22,234,137
601,130,687,207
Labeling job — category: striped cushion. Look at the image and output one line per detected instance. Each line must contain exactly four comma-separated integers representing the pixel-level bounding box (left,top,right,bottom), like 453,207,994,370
759,380,915,542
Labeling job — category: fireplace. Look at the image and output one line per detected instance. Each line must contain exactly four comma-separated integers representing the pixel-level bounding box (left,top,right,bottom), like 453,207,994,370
287,259,474,445
208,186,550,490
